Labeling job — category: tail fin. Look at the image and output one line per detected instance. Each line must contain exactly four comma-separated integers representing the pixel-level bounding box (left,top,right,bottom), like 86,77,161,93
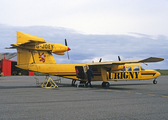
16,49,56,70
8,31,57,71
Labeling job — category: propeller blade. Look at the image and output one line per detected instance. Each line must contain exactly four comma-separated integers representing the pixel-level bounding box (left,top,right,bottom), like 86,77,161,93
118,56,121,61
65,39,67,46
67,51,70,59
99,58,102,62
65,39,70,59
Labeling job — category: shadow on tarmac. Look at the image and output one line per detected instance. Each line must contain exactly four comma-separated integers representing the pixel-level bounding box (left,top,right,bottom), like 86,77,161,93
58,82,152,91
0,86,38,89
0,82,152,90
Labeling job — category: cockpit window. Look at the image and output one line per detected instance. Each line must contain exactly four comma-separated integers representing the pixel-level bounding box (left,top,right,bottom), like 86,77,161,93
141,67,145,70
120,67,126,71
133,66,140,71
126,67,132,71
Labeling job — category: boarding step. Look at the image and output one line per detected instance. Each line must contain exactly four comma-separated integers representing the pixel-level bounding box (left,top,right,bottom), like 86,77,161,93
76,81,86,88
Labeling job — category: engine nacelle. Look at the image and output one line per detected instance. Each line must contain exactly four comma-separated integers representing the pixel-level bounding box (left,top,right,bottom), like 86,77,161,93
53,52,65,55
111,65,125,71
51,44,71,54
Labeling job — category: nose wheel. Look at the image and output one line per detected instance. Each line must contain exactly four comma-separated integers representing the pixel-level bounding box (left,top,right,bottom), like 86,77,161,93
102,82,110,88
153,78,157,84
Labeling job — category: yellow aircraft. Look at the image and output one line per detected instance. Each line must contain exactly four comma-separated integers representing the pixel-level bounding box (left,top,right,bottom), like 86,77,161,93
7,31,164,87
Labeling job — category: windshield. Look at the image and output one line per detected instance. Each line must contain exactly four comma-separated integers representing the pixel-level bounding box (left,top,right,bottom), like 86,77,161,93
141,67,145,70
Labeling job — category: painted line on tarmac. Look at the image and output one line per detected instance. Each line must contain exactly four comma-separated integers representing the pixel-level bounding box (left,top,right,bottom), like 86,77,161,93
162,96,168,98
115,90,121,92
125,91,131,93
148,94,155,96
135,93,142,95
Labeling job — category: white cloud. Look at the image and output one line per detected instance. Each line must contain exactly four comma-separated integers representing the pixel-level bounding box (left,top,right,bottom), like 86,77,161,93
1,0,168,35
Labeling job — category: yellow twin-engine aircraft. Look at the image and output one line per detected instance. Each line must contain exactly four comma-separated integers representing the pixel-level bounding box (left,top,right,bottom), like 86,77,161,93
7,31,164,87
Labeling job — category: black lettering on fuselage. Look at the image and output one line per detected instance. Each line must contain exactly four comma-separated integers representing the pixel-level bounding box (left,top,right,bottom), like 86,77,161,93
36,44,39,48
36,44,53,50
129,72,134,79
124,72,129,79
51,44,53,49
109,72,140,80
114,73,120,79
109,72,111,79
41,44,44,49
135,72,139,78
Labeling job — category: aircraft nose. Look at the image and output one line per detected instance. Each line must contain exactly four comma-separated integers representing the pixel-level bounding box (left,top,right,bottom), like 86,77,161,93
155,71,161,77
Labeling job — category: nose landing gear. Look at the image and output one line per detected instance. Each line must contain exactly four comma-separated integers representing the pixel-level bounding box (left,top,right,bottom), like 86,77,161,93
153,78,157,84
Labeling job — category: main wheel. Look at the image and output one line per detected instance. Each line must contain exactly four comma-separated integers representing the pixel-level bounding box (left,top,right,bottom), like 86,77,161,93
102,82,105,87
102,82,110,88
71,79,76,86
105,82,110,88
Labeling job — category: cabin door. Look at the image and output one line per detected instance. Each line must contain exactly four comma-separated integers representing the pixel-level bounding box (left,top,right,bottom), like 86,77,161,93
75,66,85,79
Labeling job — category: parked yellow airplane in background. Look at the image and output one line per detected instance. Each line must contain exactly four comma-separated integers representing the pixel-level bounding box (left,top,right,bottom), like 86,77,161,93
6,31,164,87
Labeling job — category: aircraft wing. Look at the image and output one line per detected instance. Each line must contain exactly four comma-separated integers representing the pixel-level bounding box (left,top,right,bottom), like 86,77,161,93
89,57,164,66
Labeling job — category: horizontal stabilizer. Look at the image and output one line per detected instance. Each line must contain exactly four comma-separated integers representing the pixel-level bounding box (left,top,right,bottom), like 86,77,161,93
17,31,46,44
5,46,16,49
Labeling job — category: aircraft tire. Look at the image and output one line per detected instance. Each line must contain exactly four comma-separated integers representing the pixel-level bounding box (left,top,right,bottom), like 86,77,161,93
153,80,157,84
102,82,105,87
71,79,76,86
102,82,110,88
102,82,106,87
105,82,110,88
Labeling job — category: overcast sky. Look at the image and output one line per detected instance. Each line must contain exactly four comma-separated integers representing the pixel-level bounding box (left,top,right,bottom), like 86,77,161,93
0,0,167,69
1,0,168,35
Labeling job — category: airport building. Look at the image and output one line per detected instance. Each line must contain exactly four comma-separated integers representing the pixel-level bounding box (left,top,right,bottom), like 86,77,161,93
0,53,34,76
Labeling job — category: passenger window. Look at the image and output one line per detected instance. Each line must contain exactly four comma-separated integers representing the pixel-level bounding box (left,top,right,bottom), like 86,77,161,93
133,66,140,71
126,67,132,71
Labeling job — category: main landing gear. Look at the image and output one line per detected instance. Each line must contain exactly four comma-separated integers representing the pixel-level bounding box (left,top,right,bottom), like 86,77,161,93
71,79,76,86
153,78,157,84
102,82,110,88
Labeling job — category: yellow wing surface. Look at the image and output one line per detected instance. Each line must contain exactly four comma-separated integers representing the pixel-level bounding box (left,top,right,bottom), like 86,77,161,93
88,57,164,71
89,57,164,65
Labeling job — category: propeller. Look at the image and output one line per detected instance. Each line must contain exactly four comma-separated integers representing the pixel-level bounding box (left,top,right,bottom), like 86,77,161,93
65,39,68,46
65,39,70,59
118,56,121,61
99,58,102,62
